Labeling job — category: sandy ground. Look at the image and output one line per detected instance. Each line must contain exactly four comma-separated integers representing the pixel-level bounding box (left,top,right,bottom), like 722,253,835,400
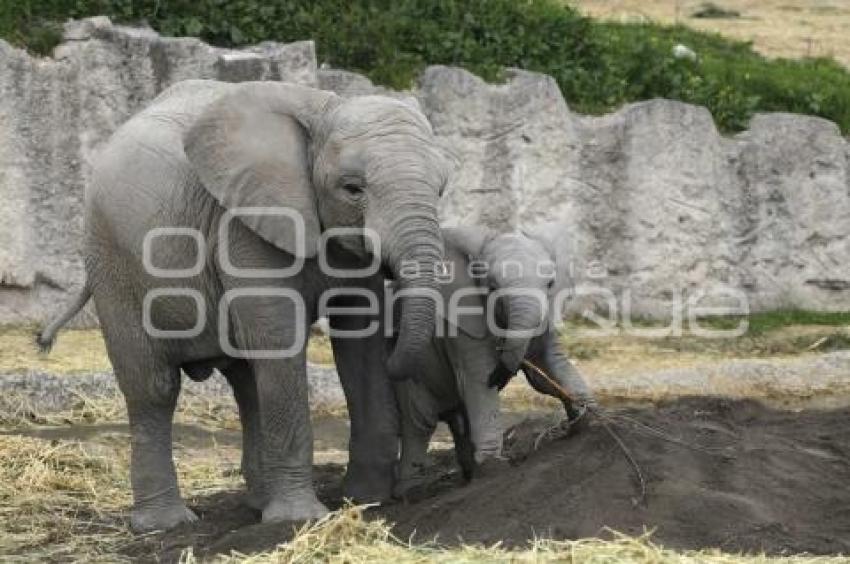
3,324,850,427
0,326,334,374
569,0,850,67
3,323,850,426
4,323,849,380
2,323,849,560
6,398,849,560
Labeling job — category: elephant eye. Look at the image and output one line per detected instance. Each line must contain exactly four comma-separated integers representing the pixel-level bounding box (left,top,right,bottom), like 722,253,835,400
342,182,364,197
341,180,366,200
547,279,555,289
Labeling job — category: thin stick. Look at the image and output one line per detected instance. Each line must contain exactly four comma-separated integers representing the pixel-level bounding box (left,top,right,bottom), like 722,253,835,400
597,415,648,506
520,360,647,505
519,360,731,453
605,413,728,454
520,360,579,406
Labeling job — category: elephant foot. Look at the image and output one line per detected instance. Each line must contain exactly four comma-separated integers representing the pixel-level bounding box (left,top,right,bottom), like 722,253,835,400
343,461,395,503
242,488,269,511
392,477,426,502
262,492,328,523
130,503,198,533
392,464,431,501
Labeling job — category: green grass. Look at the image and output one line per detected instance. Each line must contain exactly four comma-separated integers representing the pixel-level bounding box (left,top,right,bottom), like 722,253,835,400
567,309,850,334
699,309,850,334
3,0,850,133
562,309,850,358
651,330,850,357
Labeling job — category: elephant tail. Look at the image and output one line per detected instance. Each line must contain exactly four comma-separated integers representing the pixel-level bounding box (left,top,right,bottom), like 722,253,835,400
36,286,92,353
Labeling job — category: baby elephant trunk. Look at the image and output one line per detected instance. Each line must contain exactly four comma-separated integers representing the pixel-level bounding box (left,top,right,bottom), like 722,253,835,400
524,334,595,420
497,292,548,373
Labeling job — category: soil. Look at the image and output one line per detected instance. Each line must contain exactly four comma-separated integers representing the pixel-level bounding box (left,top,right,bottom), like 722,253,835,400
120,397,850,561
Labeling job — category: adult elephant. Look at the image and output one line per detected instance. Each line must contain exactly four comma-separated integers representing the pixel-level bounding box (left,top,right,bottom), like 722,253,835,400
38,80,449,532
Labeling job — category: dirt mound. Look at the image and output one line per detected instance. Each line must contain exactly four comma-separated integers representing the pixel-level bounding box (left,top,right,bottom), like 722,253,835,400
383,397,850,555
125,398,850,560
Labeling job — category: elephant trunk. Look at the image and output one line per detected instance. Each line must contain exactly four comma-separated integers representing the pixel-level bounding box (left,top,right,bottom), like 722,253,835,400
498,291,548,373
524,335,595,419
382,204,444,380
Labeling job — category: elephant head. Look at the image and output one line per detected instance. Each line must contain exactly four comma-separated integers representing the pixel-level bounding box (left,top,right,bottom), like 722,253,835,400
479,231,563,373
183,82,450,376
440,225,569,369
438,224,593,411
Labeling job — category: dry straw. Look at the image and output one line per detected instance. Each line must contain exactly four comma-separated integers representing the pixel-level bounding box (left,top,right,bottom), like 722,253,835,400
1,432,846,562
188,504,846,563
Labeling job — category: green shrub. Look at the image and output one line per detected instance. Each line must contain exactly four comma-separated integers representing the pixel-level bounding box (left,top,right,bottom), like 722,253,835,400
2,0,850,133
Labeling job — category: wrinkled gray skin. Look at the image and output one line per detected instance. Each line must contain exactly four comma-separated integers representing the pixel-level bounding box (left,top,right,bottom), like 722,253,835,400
392,225,594,496
39,80,449,532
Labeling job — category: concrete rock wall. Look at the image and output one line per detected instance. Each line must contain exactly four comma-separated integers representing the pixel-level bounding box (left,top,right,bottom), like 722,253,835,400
0,18,315,325
414,66,850,317
1,18,848,325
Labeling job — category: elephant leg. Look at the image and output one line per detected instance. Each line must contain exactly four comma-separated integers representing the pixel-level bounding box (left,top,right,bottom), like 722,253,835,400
328,287,399,502
525,332,594,422
222,361,266,510
393,379,438,498
250,355,327,522
89,268,198,532
115,361,197,532
458,371,504,464
220,284,326,523
442,405,475,482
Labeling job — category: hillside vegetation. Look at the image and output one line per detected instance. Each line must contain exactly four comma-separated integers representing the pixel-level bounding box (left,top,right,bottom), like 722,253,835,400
2,0,850,133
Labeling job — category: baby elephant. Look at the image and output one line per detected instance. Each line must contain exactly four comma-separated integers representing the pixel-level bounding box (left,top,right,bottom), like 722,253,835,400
391,225,594,497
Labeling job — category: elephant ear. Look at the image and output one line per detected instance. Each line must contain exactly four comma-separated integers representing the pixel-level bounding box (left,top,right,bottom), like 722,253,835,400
184,82,337,258
522,222,575,314
437,226,493,339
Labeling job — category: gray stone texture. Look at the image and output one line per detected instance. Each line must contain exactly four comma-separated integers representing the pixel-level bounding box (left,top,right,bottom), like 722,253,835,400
1,18,848,325
0,18,315,325
417,66,850,318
